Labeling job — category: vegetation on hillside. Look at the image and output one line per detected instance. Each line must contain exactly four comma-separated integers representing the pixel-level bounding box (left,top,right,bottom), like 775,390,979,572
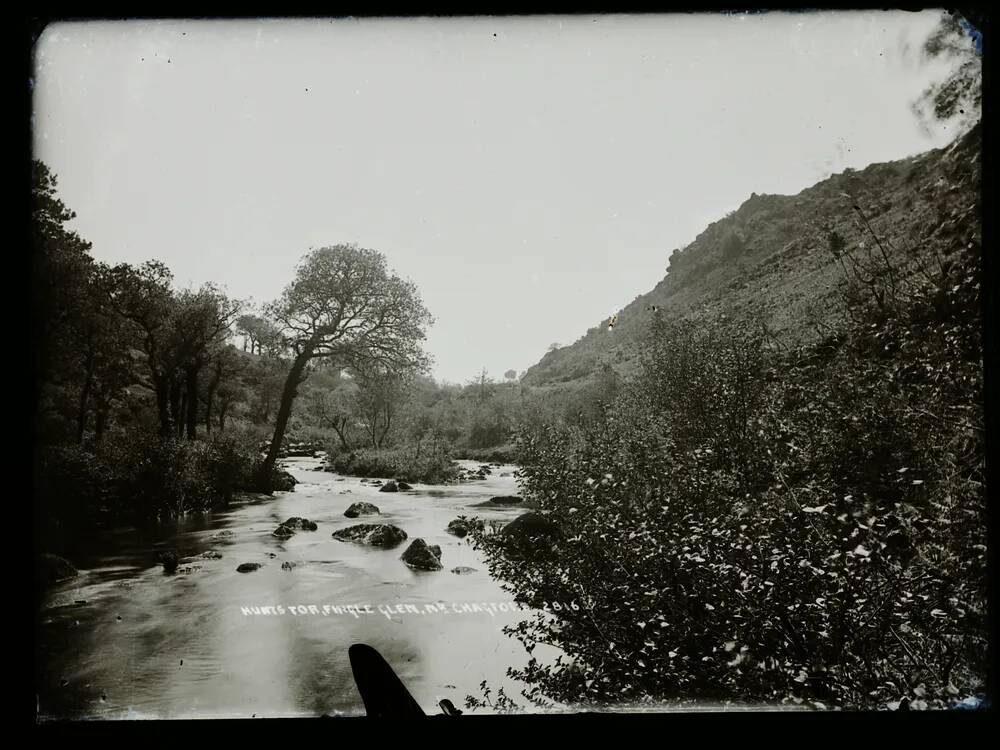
522,11,982,391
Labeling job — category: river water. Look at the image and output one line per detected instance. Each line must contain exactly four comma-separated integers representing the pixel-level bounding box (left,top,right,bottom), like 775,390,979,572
36,458,549,719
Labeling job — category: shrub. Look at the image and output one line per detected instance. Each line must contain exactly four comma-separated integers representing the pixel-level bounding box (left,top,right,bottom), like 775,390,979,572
34,428,260,528
457,444,521,464
471,237,985,710
328,444,459,484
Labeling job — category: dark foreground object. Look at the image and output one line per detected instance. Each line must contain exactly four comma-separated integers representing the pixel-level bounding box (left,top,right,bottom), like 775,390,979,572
349,643,426,718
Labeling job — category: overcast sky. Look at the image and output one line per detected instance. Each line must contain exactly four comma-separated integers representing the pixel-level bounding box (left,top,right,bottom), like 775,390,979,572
32,11,963,384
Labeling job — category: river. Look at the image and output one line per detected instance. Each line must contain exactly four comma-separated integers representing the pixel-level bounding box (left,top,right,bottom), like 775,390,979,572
36,458,548,719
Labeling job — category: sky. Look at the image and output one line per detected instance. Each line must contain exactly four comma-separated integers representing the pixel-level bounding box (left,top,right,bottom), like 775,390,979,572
32,11,966,384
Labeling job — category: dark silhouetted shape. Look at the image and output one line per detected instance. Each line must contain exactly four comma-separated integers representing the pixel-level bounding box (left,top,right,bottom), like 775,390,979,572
348,643,426,718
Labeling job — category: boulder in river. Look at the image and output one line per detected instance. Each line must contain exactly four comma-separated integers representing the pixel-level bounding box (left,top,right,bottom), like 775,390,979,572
488,495,523,505
38,553,79,587
236,563,262,573
201,551,223,560
332,524,408,548
282,517,318,531
272,524,294,538
272,470,298,492
379,480,398,493
450,566,477,575
401,538,443,571
160,550,179,574
281,561,297,571
344,502,381,518
396,480,413,491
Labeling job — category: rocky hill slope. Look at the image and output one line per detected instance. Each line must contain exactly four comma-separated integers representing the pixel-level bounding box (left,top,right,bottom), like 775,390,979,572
522,124,981,386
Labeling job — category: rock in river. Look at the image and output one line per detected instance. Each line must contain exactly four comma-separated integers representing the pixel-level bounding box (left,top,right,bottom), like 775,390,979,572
379,480,399,493
401,538,443,571
396,480,413,490
272,525,294,538
282,517,318,531
281,561,297,571
272,470,298,492
160,550,179,574
236,563,262,573
488,495,523,505
344,502,381,519
451,566,477,575
332,524,408,548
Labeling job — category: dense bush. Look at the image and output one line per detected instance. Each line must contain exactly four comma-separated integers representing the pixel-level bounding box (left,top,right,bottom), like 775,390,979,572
35,428,260,529
457,444,521,464
327,443,459,484
471,237,985,710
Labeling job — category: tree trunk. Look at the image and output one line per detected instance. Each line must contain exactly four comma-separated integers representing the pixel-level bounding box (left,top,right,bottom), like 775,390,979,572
76,355,94,444
218,400,228,433
378,411,392,448
205,387,216,435
169,379,183,437
155,375,172,438
94,400,109,442
332,419,349,451
259,348,312,488
185,366,199,440
177,389,187,438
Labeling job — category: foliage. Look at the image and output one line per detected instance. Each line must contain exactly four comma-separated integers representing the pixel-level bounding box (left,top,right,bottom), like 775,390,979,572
471,200,985,709
464,681,524,714
327,445,458,484
256,243,434,483
458,444,521,464
35,429,261,530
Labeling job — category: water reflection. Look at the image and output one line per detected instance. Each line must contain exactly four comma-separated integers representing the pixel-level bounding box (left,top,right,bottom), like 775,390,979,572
37,458,539,719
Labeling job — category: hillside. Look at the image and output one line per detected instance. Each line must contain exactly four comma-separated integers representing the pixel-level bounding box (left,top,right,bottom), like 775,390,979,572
522,124,982,386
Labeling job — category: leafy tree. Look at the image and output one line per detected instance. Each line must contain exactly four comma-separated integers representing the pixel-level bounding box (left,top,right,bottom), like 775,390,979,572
354,366,411,449
31,160,96,439
257,244,432,487
169,285,241,438
73,273,138,443
467,367,494,405
201,343,244,435
237,313,283,356
302,367,359,450
98,261,178,437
